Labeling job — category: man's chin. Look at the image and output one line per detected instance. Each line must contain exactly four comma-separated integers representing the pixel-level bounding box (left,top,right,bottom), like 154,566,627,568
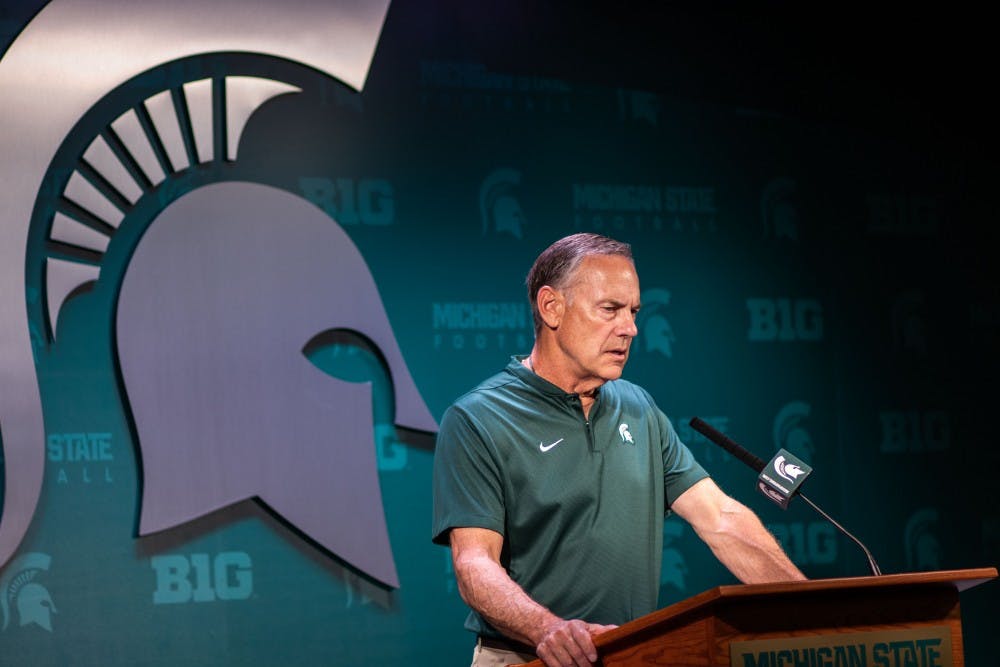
601,363,627,381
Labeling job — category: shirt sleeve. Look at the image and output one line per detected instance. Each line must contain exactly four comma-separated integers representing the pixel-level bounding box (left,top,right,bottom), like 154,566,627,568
431,402,506,545
658,408,710,509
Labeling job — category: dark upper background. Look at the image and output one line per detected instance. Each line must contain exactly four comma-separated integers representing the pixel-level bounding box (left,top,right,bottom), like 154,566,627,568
377,1,995,248
382,2,992,150
3,1,992,158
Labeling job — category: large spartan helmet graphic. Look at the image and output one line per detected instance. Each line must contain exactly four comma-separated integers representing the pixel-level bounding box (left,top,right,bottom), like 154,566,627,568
0,0,436,588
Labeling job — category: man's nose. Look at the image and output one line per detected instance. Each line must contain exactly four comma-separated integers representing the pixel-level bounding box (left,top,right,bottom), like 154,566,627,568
618,312,638,338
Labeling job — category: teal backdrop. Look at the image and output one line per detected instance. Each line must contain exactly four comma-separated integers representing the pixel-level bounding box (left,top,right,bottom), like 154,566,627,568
1,2,997,665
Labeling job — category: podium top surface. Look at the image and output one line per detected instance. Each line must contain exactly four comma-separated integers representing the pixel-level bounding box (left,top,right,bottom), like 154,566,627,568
596,567,997,650
713,566,997,599
512,568,996,667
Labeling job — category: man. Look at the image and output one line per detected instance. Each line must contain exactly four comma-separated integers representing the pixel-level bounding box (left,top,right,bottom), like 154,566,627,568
432,233,805,667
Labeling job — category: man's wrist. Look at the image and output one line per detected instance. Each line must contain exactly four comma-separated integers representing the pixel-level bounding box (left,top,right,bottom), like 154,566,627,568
530,612,566,645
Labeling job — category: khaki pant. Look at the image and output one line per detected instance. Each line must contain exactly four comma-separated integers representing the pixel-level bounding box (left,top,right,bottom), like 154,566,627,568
470,637,537,667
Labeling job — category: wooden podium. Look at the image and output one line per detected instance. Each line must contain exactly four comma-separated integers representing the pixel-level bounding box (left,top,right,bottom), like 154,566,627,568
515,567,996,666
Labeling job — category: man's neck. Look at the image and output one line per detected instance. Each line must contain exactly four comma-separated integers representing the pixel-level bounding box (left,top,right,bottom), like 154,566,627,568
523,347,602,416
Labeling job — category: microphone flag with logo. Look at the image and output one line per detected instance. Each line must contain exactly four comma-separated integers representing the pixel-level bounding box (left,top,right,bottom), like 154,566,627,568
758,448,813,509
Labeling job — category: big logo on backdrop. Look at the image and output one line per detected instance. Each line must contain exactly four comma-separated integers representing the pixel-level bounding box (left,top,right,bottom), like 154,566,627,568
0,0,436,588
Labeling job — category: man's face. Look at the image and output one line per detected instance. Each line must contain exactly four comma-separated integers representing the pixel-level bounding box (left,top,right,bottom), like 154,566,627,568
554,254,641,387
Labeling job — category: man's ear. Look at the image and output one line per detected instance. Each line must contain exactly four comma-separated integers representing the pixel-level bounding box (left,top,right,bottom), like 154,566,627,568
536,285,564,329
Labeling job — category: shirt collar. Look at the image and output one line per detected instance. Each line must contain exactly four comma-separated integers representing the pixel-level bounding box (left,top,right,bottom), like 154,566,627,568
507,355,603,403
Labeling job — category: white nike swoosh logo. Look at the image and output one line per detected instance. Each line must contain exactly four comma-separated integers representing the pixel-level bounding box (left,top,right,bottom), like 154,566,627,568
539,438,565,453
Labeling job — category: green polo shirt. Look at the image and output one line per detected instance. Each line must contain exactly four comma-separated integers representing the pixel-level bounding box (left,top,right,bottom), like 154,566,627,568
432,357,708,636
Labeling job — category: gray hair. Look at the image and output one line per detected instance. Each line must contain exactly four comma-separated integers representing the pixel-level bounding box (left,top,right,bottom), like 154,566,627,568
526,233,633,334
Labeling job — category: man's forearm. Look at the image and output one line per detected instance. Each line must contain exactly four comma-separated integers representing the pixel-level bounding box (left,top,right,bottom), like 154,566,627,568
454,551,561,646
701,498,806,583
449,527,616,666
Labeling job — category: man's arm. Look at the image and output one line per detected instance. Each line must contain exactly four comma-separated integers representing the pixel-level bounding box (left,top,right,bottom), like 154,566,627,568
671,478,806,583
449,526,616,667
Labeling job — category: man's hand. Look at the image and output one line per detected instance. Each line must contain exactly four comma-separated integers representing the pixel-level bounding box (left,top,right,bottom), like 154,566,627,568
535,619,617,667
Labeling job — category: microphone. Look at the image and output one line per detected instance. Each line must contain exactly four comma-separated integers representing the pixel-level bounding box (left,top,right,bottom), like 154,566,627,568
689,417,882,577
758,449,812,509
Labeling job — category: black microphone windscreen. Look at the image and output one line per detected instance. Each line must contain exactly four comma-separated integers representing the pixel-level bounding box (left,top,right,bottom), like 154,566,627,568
689,417,767,472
